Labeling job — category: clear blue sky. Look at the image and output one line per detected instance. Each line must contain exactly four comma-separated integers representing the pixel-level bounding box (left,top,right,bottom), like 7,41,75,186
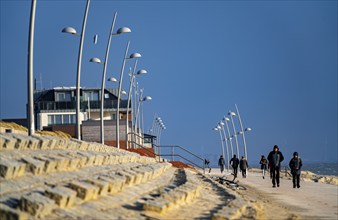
1,0,337,165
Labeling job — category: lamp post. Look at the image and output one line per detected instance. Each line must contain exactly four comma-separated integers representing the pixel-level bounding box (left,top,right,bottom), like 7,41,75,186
234,104,249,160
213,126,225,167
126,62,147,149
219,121,230,171
116,41,141,149
62,0,90,140
134,95,152,147
228,111,240,157
27,0,36,136
223,117,234,157
89,13,131,144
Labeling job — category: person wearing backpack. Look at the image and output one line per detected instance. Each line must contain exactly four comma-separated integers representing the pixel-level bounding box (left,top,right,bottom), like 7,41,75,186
259,155,268,179
289,152,303,188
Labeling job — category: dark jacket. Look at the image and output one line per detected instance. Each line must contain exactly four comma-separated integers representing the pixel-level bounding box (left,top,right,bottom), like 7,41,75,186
240,158,248,170
218,157,225,166
230,157,240,168
267,151,284,168
289,157,303,175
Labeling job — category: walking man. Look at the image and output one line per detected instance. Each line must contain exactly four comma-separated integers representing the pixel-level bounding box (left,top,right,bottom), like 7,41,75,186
229,154,240,177
218,155,225,174
289,152,303,188
267,145,284,187
239,156,249,178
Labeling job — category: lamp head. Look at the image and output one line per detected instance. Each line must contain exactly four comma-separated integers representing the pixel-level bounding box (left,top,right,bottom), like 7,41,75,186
223,117,230,121
245,128,252,132
89,57,102,64
116,27,131,35
129,53,142,59
229,111,236,116
142,96,152,101
62,27,77,35
137,69,147,75
107,77,118,83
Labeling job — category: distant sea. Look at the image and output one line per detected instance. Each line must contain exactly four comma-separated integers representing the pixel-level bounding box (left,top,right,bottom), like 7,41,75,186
249,162,338,176
302,162,338,176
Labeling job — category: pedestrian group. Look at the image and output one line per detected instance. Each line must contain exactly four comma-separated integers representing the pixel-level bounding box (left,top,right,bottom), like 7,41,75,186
215,144,303,189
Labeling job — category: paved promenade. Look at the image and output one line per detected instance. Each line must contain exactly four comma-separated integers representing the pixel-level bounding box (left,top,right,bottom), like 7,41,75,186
207,168,338,220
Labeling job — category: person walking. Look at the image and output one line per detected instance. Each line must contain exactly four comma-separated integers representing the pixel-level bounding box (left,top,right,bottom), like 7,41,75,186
259,155,268,179
204,159,211,173
289,152,303,188
267,145,284,187
218,155,225,174
239,156,249,178
229,154,240,177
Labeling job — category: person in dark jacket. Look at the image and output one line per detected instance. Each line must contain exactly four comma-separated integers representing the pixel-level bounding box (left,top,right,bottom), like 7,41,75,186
289,152,303,188
239,156,249,178
229,155,240,177
218,155,225,174
259,155,268,179
267,145,284,187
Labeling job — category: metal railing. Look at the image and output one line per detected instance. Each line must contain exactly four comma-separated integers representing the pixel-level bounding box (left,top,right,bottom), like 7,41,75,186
35,100,129,111
128,132,205,172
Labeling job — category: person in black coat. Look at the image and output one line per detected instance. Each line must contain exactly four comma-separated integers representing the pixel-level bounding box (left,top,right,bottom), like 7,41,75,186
229,154,240,177
267,145,284,187
239,156,249,178
218,155,225,174
289,152,303,188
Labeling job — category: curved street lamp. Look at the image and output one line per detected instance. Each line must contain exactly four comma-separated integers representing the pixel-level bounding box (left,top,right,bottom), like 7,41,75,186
219,121,230,171
234,104,249,160
116,41,141,149
223,117,234,157
133,95,152,148
62,0,90,140
125,61,147,149
228,111,240,157
213,126,226,169
89,12,130,144
27,0,37,136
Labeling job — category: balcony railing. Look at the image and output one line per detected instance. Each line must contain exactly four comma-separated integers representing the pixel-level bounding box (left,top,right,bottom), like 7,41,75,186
35,100,129,111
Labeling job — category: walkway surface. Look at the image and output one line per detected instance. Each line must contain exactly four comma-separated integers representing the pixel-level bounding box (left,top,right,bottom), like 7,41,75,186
208,168,338,220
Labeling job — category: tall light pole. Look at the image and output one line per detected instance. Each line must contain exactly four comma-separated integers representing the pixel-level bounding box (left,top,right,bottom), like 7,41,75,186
89,12,131,144
27,0,36,136
62,0,90,140
134,95,152,147
219,121,230,171
223,117,234,157
228,111,240,157
126,62,147,149
116,41,141,149
234,104,249,160
213,126,225,166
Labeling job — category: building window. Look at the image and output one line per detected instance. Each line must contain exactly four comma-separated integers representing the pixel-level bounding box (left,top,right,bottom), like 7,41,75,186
47,114,76,126
83,91,99,101
56,92,71,101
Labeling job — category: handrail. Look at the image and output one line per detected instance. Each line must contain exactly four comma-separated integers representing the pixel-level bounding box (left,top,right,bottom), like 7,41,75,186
159,145,205,161
128,132,205,173
160,154,204,170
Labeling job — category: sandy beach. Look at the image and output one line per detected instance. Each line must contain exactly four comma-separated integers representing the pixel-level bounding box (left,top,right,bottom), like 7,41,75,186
206,168,338,219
